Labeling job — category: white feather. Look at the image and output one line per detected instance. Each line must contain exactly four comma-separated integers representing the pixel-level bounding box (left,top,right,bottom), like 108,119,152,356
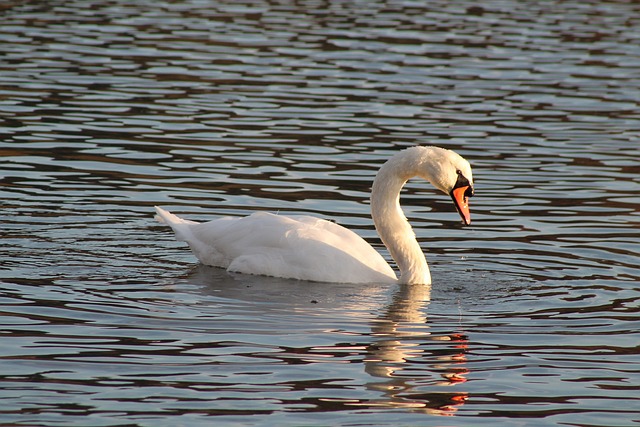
155,208,396,283
155,146,473,285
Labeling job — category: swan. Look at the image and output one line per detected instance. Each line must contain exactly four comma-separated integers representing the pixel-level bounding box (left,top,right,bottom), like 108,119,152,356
155,146,474,285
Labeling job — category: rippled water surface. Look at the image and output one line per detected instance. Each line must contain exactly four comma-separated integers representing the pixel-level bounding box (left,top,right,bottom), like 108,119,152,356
1,1,639,426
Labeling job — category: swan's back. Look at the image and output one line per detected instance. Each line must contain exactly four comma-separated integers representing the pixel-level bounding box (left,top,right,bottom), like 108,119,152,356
155,207,397,284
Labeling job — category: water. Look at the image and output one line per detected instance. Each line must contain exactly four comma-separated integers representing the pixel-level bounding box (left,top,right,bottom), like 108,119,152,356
1,0,639,425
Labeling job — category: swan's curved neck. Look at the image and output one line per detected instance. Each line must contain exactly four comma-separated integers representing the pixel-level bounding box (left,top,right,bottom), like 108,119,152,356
371,147,444,285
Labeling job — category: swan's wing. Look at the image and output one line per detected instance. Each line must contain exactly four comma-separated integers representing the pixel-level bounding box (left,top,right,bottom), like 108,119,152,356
289,214,393,267
155,207,396,283
274,214,397,283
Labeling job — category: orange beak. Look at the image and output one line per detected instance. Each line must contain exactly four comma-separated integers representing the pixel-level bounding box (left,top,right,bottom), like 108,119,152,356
451,185,472,226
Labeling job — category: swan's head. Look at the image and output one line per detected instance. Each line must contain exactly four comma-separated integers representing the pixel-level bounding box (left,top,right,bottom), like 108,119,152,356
419,147,475,226
374,145,475,225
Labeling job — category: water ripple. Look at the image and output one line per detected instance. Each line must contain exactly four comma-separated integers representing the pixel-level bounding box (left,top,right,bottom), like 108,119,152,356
1,0,639,426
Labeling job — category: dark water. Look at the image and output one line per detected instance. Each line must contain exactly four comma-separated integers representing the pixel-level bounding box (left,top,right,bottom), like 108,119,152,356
1,1,639,426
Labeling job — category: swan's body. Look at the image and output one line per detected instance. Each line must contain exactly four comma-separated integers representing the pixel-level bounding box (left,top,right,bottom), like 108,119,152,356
155,146,474,285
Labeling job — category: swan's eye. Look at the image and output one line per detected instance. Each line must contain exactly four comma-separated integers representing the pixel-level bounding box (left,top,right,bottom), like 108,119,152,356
456,170,462,175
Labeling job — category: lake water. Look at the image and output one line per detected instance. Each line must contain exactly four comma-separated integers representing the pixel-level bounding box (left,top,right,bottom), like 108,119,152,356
1,0,639,426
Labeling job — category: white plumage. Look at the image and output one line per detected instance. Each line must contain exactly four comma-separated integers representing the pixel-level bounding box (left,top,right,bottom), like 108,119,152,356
155,146,474,285
155,208,397,283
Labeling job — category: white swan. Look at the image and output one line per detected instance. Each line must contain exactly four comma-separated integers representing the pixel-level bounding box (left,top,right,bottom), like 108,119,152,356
155,146,474,285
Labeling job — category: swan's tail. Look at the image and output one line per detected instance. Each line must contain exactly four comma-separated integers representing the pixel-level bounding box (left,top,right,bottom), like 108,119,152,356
154,206,199,242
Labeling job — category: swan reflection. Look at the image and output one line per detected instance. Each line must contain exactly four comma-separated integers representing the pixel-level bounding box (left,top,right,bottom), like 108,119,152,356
359,284,469,415
184,266,468,416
